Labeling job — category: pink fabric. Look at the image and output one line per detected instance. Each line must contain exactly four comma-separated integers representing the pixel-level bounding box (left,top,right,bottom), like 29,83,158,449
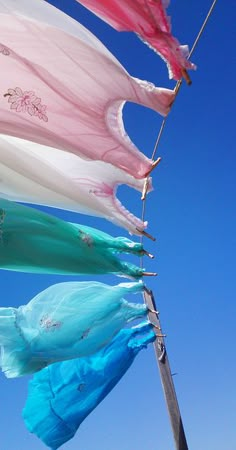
77,0,195,80
0,9,174,179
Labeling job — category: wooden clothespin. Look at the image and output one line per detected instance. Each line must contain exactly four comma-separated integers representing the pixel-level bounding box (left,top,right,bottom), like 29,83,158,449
142,271,157,277
136,228,156,241
142,249,154,259
182,68,192,85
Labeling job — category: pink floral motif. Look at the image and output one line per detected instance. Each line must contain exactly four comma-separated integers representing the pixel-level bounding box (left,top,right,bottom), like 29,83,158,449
34,103,48,121
0,44,10,56
40,315,61,332
4,87,48,122
77,179,113,197
78,230,93,247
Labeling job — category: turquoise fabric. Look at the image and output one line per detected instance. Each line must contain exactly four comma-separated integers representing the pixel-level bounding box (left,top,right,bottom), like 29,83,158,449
0,281,147,377
0,198,145,277
23,322,156,449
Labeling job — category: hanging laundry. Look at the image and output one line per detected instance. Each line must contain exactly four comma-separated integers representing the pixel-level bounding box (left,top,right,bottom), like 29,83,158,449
0,198,149,277
0,134,152,235
76,0,195,82
0,0,174,179
0,281,148,378
23,321,155,448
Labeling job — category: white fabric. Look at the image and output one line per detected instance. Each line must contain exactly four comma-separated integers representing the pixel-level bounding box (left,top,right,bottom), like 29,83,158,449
0,135,151,234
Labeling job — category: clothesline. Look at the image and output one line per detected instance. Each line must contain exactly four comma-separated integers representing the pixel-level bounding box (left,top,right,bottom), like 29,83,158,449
139,1,218,449
0,1,218,448
141,0,218,208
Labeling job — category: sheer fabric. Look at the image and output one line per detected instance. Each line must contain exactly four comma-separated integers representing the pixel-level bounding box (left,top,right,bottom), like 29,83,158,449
0,134,152,234
0,281,147,378
76,0,195,80
0,198,146,277
0,0,174,179
23,322,155,448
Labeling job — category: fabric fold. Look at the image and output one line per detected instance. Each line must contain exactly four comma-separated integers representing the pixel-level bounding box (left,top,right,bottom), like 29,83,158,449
0,198,147,278
0,134,152,235
23,322,156,448
76,0,196,81
0,0,175,178
0,281,147,378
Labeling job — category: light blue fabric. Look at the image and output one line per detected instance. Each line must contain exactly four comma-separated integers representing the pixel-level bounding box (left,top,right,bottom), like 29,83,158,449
0,198,146,278
0,281,147,378
23,322,156,449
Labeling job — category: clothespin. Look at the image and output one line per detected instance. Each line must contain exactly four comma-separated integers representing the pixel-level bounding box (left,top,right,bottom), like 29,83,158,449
142,271,157,277
136,228,156,241
182,68,192,85
142,249,154,259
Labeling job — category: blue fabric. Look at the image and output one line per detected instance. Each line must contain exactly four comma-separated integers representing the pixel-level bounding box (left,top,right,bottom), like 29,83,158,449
0,281,147,378
23,322,156,449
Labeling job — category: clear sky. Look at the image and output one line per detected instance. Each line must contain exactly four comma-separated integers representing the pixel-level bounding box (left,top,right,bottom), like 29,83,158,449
1,1,235,449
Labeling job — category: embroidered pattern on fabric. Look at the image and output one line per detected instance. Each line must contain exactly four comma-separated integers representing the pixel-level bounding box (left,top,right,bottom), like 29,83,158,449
79,230,94,247
40,315,61,332
0,44,10,56
80,328,90,340
3,87,48,122
77,179,113,197
0,208,6,243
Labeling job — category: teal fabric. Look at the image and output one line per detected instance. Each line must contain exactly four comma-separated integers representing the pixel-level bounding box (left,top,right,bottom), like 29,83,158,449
23,322,156,449
0,281,147,377
0,198,145,277
70,223,144,255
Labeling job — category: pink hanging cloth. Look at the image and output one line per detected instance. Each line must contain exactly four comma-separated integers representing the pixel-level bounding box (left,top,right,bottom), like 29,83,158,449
0,0,175,179
77,0,195,82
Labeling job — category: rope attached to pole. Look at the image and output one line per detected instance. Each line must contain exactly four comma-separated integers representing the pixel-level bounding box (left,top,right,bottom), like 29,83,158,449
140,2,218,449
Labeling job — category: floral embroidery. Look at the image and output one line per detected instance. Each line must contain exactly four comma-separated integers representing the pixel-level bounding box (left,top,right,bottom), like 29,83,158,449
4,87,48,122
79,231,93,247
77,179,113,197
80,328,90,340
0,209,6,243
0,44,10,56
40,315,61,332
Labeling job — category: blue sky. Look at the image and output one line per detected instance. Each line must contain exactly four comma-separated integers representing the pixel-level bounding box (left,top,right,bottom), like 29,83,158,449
1,1,235,449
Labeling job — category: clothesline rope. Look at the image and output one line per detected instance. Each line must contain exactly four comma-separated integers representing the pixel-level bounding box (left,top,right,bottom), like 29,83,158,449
140,0,218,256
152,0,217,163
153,0,217,163
139,2,218,449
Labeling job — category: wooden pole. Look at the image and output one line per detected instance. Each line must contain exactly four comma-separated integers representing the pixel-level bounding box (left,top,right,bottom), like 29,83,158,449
143,288,189,450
